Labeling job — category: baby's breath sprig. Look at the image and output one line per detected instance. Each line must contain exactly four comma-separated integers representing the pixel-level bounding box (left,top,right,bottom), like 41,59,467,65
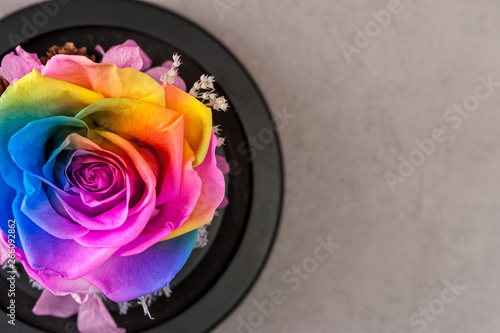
189,74,229,112
160,53,182,86
212,125,222,135
217,137,226,147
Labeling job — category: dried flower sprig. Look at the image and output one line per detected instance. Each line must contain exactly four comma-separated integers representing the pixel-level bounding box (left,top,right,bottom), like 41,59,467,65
160,53,182,86
189,74,229,112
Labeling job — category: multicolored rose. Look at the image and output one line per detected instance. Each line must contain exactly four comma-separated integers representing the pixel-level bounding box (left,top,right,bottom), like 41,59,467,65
0,40,226,317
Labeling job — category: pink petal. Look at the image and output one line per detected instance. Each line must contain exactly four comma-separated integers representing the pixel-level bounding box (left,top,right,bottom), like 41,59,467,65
218,196,229,209
2,238,95,297
77,295,125,333
122,40,152,70
32,289,81,318
144,65,187,91
98,39,152,71
113,143,201,256
166,135,226,239
216,155,230,174
1,53,31,83
0,46,43,83
15,46,43,72
71,293,90,304
95,45,105,56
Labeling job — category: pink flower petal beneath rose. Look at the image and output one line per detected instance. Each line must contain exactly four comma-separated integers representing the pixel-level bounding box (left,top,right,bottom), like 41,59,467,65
0,46,43,83
218,196,229,209
77,295,125,333
15,46,43,72
71,293,90,304
1,53,30,83
98,39,152,71
216,155,230,174
32,289,81,318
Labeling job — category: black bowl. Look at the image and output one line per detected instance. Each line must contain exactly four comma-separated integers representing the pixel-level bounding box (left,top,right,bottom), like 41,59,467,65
0,1,283,332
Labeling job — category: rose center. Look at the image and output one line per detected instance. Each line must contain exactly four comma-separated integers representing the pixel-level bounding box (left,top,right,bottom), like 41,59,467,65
67,160,118,193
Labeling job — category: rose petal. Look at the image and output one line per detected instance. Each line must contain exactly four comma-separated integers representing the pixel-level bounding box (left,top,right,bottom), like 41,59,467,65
75,97,185,205
114,142,201,256
8,117,91,238
0,177,21,251
18,180,90,239
14,244,95,296
85,229,198,303
167,135,225,239
8,116,87,181
164,85,213,166
73,131,156,248
145,65,187,91
42,55,164,106
0,70,102,192
13,194,117,279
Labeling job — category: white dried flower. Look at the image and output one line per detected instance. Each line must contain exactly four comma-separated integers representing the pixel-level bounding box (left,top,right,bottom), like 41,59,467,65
213,125,222,135
162,285,172,298
189,74,229,112
160,53,182,86
118,301,132,315
194,224,210,249
29,278,44,290
138,296,155,319
217,137,226,147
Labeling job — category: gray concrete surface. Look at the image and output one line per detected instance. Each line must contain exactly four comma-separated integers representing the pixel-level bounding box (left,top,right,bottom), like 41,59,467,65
2,1,500,332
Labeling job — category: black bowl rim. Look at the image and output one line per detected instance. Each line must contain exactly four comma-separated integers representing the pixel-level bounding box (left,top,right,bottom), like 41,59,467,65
0,1,284,332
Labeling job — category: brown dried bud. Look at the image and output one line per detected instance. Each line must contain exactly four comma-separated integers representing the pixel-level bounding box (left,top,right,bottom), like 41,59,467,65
0,77,9,97
41,42,96,64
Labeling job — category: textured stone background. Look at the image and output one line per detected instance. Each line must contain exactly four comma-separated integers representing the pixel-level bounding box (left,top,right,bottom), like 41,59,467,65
2,1,500,332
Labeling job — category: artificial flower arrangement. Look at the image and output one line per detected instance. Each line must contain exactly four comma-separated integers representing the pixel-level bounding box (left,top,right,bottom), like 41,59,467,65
0,40,230,333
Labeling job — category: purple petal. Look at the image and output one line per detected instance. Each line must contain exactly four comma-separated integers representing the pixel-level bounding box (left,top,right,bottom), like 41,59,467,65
15,46,43,72
98,40,152,71
121,40,152,70
1,53,31,83
0,47,43,83
33,289,81,318
216,155,230,174
85,229,198,302
14,194,117,280
77,295,125,333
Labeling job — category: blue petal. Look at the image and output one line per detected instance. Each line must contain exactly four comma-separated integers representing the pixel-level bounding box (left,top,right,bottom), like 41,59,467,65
0,176,22,251
8,116,87,181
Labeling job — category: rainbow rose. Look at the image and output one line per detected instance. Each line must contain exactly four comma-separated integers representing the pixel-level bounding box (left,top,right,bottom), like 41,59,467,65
0,46,225,304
